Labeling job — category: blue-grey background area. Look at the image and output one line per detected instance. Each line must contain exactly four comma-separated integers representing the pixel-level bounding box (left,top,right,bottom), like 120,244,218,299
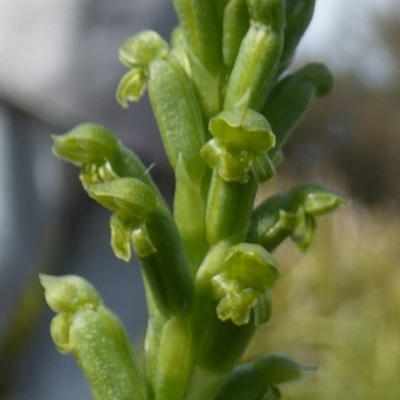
0,1,177,399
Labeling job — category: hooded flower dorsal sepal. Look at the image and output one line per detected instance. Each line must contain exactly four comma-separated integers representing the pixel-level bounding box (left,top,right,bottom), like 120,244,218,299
211,243,279,326
201,107,276,183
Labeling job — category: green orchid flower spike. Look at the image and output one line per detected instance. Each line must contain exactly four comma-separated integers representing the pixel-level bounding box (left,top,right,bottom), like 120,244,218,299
42,1,344,399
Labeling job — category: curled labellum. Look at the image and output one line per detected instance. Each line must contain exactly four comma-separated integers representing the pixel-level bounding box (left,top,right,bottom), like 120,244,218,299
212,243,279,325
109,212,139,262
116,67,148,107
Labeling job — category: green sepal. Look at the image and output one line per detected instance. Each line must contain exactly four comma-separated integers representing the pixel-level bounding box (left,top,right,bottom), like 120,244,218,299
119,30,169,68
40,274,100,314
279,0,316,71
222,0,250,70
84,177,158,219
264,63,334,159
246,0,285,29
212,243,279,325
290,180,345,216
116,67,148,108
51,124,120,166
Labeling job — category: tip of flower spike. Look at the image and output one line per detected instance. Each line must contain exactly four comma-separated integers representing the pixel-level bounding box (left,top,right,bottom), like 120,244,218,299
40,274,101,314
